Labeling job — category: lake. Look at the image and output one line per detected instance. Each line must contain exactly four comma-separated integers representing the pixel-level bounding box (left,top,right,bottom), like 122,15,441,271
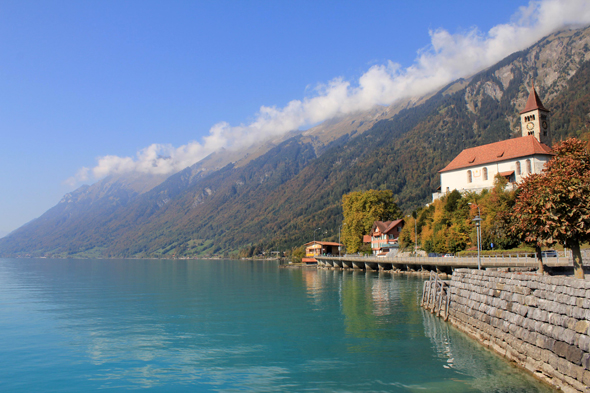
0,258,554,392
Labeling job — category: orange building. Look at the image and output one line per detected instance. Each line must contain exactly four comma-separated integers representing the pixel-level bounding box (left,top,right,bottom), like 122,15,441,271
302,241,343,264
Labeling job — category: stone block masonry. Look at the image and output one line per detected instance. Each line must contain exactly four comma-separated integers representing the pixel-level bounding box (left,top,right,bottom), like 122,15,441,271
447,269,590,393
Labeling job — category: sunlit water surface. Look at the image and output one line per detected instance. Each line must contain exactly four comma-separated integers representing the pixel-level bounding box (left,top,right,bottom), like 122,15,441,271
0,259,554,392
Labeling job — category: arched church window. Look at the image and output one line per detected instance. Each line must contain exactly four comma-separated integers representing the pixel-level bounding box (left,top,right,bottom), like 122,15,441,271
467,170,472,183
526,159,532,174
516,161,521,176
483,167,488,181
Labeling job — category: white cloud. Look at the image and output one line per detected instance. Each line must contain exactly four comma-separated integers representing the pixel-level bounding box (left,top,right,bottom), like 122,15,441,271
71,0,590,184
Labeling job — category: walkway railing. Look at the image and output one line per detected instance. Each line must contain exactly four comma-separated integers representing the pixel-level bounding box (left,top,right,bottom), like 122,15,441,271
315,250,588,270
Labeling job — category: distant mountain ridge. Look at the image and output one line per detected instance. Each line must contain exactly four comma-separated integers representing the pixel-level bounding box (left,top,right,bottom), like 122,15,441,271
2,25,590,258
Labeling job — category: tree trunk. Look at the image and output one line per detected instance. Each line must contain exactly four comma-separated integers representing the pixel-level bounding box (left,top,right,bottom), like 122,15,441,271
535,245,545,274
571,240,585,279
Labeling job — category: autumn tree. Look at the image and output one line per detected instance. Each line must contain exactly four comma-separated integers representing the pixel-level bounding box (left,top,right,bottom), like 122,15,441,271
290,245,305,264
399,215,417,251
341,190,401,253
512,138,590,278
479,175,519,251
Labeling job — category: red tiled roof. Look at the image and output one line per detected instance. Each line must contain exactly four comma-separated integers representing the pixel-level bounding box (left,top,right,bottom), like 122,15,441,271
303,241,343,247
499,170,514,177
520,83,549,114
439,136,553,173
370,219,404,236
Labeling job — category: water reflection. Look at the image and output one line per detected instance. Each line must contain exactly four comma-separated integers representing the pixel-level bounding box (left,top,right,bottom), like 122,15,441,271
0,259,554,392
422,309,553,392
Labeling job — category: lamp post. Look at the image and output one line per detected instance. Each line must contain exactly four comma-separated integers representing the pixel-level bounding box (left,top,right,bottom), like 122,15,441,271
469,203,482,270
313,227,321,257
338,223,346,257
314,227,321,243
412,211,418,256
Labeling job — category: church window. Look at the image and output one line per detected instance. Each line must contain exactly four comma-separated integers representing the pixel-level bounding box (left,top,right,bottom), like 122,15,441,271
516,161,521,176
483,167,488,181
526,159,532,174
467,170,472,183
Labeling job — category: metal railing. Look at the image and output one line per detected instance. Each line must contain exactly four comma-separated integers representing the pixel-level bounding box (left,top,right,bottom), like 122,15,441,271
421,271,451,320
338,249,589,265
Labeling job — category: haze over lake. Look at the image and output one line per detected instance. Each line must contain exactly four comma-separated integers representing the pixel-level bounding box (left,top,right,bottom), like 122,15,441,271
0,259,553,392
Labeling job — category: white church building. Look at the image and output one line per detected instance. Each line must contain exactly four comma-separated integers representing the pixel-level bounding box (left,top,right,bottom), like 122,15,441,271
433,84,554,200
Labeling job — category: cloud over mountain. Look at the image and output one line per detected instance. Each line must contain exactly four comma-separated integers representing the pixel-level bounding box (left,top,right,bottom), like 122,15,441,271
68,0,590,185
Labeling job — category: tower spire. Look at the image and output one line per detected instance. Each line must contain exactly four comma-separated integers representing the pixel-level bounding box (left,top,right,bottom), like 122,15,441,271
519,81,550,145
520,82,549,114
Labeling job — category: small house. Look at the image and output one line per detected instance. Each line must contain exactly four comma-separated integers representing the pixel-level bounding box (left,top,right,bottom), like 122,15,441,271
369,219,404,256
302,241,343,264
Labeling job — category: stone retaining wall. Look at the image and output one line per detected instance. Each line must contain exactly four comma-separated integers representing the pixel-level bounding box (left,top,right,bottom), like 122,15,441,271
448,269,590,392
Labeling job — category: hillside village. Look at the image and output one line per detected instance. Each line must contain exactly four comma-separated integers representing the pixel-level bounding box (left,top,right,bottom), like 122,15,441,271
300,83,589,275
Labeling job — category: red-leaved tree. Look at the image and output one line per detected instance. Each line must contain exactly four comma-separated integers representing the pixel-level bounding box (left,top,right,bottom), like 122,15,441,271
511,138,590,279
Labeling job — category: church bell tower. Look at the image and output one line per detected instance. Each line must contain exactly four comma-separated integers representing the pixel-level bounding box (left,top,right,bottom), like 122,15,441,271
520,83,550,145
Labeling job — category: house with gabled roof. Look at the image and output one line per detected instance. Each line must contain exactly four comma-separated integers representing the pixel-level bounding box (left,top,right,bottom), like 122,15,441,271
369,219,404,256
302,241,343,264
433,84,554,200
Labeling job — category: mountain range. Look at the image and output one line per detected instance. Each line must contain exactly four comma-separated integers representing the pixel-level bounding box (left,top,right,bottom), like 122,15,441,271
3,26,590,258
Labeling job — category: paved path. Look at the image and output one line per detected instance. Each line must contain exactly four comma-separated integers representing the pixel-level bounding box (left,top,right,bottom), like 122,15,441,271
315,255,574,271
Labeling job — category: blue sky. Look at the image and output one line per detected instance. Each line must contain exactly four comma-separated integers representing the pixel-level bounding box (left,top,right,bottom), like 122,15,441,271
1,0,589,236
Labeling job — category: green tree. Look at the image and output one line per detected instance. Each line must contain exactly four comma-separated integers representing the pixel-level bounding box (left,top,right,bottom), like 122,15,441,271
512,138,590,278
341,190,401,253
291,246,305,264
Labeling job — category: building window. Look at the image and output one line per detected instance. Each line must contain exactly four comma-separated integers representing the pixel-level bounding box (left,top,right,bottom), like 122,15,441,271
526,159,532,174
483,167,488,181
467,170,472,183
516,161,521,176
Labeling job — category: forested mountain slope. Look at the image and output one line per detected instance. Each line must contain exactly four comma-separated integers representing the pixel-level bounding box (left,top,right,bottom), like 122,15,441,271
2,26,590,258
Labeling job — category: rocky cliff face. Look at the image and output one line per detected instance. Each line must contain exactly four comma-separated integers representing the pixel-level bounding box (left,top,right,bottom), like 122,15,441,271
2,26,590,258
463,27,590,133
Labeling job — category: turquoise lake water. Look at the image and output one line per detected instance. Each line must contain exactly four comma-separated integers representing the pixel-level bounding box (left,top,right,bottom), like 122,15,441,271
0,258,554,392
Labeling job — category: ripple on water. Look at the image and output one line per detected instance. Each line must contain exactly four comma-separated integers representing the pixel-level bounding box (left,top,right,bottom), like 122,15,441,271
0,259,555,392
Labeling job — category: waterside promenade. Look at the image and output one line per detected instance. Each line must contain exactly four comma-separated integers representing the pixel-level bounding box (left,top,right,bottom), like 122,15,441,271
316,254,584,273
423,269,590,392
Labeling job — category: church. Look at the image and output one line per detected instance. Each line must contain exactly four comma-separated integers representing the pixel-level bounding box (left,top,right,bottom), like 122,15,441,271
432,84,554,200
